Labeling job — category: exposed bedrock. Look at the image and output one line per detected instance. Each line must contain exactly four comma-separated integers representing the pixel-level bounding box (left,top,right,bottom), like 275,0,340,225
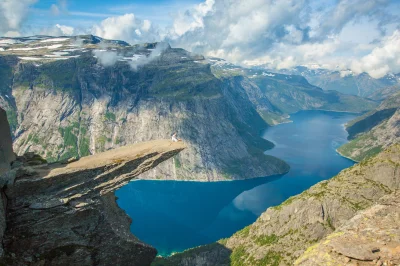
0,139,185,265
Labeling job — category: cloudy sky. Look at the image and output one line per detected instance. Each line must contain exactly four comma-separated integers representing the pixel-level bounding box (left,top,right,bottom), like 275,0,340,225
0,0,399,78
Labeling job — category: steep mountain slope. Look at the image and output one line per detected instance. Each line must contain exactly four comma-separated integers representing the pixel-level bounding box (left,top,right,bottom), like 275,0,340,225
277,66,400,97
249,73,376,114
0,35,289,181
368,83,400,101
295,192,400,266
154,144,400,266
0,107,15,174
0,107,15,257
211,59,377,123
338,91,400,161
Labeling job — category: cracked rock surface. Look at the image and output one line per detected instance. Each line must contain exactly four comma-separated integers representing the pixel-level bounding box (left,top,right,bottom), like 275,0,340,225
295,192,400,266
1,140,185,266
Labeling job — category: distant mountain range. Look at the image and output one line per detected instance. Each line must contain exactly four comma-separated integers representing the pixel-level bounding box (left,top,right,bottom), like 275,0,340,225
272,66,400,98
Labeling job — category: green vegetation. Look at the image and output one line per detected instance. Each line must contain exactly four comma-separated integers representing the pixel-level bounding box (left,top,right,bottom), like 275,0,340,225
104,111,116,122
211,67,244,79
237,226,250,237
97,136,108,151
146,65,221,100
5,108,18,133
59,123,79,148
272,195,298,211
255,234,279,246
58,122,83,161
248,251,282,266
326,216,335,231
230,245,247,266
338,132,383,162
174,157,181,168
259,110,290,126
79,136,90,157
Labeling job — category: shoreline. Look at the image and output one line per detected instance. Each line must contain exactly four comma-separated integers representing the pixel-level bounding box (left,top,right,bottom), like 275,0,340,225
335,148,359,163
137,171,288,183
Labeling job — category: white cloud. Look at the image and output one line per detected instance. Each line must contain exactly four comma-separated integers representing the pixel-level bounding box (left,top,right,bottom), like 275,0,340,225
128,42,169,70
93,50,121,67
40,24,82,36
351,30,400,78
93,42,169,70
159,0,399,76
0,0,37,36
1,0,399,78
4,31,22,38
51,0,68,16
92,13,160,44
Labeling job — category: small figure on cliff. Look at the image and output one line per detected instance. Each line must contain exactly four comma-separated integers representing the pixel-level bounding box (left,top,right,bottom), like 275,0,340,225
171,132,182,142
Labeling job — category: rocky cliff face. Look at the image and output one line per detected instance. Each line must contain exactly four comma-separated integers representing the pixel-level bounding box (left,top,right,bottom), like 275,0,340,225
295,192,400,266
0,139,185,265
0,35,289,181
0,107,15,174
338,91,400,161
0,107,15,257
155,144,400,266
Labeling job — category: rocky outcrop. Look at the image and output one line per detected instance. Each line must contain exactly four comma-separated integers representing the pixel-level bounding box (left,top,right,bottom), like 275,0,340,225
295,192,400,266
0,107,15,175
0,139,185,265
156,144,400,266
0,107,15,257
338,91,400,161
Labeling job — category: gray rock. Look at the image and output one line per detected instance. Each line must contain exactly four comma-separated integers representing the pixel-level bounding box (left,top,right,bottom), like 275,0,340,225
1,140,185,265
295,192,400,266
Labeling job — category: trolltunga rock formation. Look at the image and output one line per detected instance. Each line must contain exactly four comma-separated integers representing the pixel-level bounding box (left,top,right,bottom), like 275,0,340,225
0,139,185,265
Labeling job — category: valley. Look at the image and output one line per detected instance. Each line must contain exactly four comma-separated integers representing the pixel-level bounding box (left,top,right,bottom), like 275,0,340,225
0,34,398,266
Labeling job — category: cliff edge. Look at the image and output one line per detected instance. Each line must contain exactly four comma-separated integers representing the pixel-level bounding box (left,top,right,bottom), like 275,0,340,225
0,129,185,265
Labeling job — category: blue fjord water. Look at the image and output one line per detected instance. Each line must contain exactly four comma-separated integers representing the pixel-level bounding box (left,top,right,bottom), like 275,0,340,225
116,110,357,256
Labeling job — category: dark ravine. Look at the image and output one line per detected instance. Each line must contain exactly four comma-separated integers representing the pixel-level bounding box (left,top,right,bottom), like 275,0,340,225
0,107,186,265
154,144,400,266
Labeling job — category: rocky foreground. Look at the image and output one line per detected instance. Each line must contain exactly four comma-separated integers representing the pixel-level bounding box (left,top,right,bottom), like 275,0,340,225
295,191,400,266
154,144,400,266
0,107,185,265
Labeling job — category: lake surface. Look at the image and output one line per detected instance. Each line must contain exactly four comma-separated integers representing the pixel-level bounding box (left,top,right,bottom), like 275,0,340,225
116,110,357,256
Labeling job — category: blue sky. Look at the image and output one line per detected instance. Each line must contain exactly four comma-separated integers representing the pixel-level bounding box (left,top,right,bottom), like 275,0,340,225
0,0,400,78
29,0,202,28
